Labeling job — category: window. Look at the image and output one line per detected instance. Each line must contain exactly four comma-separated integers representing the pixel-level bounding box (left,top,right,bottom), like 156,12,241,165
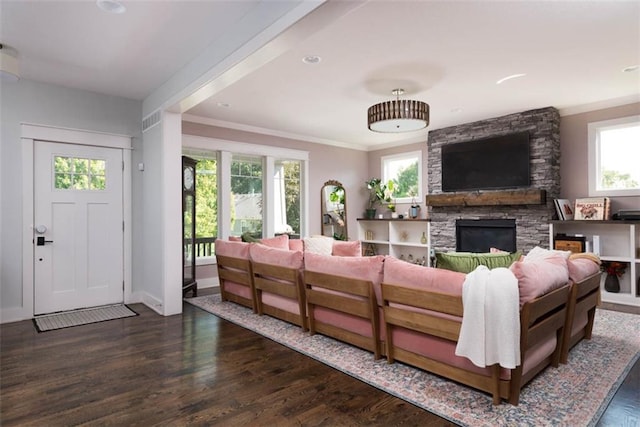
54,156,106,190
381,151,422,203
183,135,309,245
588,116,640,197
274,160,301,237
231,155,263,237
194,156,217,261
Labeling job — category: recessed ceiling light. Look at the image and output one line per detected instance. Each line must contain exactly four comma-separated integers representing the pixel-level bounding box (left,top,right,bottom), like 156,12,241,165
450,108,462,113
302,55,321,65
496,73,526,85
216,102,230,108
622,65,639,73
96,0,126,14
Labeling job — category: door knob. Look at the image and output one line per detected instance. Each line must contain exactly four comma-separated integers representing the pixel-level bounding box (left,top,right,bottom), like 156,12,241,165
35,225,47,234
36,236,54,246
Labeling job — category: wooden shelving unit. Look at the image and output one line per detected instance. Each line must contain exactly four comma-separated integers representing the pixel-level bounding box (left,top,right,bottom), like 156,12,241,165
549,220,640,307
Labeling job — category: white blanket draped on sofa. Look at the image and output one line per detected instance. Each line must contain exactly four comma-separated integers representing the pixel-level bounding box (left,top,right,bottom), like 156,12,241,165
455,265,521,369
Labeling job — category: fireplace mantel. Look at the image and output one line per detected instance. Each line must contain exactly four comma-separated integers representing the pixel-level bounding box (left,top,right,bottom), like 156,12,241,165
425,189,546,207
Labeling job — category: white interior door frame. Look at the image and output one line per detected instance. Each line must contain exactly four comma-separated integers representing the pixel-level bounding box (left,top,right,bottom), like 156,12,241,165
21,123,132,321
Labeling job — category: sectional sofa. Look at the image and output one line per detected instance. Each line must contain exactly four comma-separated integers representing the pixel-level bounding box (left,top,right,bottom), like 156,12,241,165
215,235,601,405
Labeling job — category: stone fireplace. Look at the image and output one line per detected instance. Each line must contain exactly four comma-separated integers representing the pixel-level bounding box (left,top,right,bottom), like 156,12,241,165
426,107,560,253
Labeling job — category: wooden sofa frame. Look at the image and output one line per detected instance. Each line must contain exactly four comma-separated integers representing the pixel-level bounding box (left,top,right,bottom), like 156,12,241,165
381,282,571,405
216,254,256,313
252,261,308,331
560,272,602,363
304,270,381,359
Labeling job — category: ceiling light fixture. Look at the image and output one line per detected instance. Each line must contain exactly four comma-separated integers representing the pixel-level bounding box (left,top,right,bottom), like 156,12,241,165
0,44,20,82
96,0,126,14
367,89,429,133
302,55,321,65
496,73,526,85
622,65,639,73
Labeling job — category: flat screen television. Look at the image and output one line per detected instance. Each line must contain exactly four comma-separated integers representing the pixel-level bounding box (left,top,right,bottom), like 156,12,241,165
441,132,530,192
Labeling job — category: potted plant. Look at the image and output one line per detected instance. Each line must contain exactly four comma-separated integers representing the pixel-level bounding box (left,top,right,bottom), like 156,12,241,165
365,178,394,219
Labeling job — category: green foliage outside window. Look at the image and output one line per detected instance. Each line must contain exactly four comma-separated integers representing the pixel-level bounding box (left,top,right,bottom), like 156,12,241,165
391,160,419,198
195,158,217,238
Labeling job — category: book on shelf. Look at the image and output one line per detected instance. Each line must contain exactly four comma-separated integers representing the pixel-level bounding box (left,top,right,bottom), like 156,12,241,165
553,198,574,220
574,197,611,220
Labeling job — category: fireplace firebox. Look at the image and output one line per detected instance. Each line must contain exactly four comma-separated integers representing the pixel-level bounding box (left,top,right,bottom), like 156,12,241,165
456,219,517,253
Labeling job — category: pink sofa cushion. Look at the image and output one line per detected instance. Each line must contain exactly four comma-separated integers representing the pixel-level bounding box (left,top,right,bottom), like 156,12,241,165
288,239,304,252
259,234,290,250
215,239,250,259
305,253,385,304
567,258,600,283
249,243,303,269
313,307,375,338
224,281,253,300
510,254,569,306
383,256,466,297
262,292,302,315
391,324,557,381
332,240,362,257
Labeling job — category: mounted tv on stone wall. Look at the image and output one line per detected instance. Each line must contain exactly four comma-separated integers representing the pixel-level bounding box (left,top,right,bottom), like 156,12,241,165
441,132,530,192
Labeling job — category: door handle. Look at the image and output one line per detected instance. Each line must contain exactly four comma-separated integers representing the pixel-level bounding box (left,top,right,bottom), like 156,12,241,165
36,236,54,246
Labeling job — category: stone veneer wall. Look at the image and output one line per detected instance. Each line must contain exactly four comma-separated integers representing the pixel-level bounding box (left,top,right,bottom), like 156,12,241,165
427,107,560,253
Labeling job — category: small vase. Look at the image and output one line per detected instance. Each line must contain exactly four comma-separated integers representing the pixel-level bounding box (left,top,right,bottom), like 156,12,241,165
365,208,377,219
604,274,620,293
420,232,427,245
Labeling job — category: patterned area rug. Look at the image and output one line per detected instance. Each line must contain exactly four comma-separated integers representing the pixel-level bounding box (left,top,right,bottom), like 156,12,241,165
33,304,138,332
186,295,639,426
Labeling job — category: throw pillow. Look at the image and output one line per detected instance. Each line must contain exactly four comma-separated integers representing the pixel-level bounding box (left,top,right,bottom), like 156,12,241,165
332,240,362,257
260,234,290,250
510,254,569,306
304,236,333,256
241,231,261,243
525,246,571,261
435,251,522,274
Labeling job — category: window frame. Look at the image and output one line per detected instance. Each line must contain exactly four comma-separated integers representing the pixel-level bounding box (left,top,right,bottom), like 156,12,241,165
183,135,309,257
587,115,640,197
380,150,423,204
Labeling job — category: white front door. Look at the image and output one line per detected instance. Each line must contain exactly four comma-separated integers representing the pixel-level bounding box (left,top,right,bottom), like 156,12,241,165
34,141,124,315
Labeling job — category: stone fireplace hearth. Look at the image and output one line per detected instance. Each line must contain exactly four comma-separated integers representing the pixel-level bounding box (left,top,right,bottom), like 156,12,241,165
427,107,560,253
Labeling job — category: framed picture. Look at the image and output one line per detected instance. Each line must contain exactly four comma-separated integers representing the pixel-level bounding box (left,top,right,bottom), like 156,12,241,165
574,197,610,220
554,199,574,220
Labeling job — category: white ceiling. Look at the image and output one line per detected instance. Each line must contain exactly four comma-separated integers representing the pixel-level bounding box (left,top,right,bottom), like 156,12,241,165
2,1,639,151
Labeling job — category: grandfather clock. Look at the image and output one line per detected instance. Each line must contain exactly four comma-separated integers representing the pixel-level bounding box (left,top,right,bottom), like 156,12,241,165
182,156,198,297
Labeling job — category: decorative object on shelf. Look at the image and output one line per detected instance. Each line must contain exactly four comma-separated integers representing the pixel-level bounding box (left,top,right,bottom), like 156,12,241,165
363,243,377,256
420,231,427,245
553,198,574,220
554,234,586,253
365,230,374,241
400,230,409,242
574,197,611,220
601,261,627,293
365,178,394,219
367,88,429,133
410,198,421,219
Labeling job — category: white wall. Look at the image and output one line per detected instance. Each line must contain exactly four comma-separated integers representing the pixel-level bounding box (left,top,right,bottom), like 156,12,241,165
0,79,141,319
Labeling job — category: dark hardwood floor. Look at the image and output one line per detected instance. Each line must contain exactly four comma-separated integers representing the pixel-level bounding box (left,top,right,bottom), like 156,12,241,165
1,292,637,426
